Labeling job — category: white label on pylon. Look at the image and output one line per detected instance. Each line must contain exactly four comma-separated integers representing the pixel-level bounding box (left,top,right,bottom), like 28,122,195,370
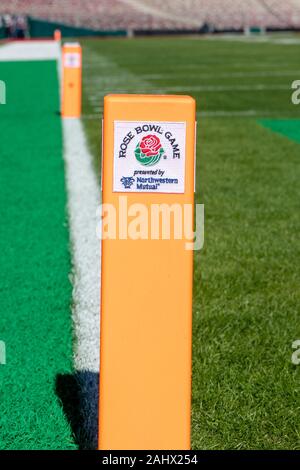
64,52,81,68
113,121,186,193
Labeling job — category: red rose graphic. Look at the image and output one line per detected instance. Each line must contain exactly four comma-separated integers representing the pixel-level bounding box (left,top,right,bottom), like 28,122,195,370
140,135,162,157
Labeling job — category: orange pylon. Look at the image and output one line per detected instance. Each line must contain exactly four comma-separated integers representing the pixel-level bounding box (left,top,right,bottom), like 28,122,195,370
99,94,196,450
54,29,61,42
61,43,82,118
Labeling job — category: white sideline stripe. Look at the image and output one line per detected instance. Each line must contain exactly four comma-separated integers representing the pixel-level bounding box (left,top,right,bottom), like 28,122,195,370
63,119,100,374
62,112,100,448
63,119,100,449
0,40,60,61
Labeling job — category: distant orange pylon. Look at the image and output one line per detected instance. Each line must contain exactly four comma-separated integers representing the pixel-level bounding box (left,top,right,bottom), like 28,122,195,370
61,43,82,118
54,29,61,42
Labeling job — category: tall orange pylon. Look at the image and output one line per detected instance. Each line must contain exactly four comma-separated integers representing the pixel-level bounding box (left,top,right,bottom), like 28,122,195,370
99,94,196,450
61,43,82,118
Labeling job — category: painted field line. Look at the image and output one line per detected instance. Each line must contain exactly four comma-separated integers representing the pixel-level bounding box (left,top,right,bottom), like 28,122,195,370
63,118,100,449
137,70,300,80
172,62,297,69
82,110,296,120
92,84,289,94
170,85,290,92
83,46,166,113
270,38,300,45
197,110,298,117
197,35,300,45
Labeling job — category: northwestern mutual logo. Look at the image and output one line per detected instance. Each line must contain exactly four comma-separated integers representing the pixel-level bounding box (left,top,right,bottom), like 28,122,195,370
121,176,135,189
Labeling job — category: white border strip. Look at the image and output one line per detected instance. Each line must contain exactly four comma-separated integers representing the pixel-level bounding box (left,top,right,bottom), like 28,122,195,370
63,119,100,374
63,119,100,449
0,41,61,61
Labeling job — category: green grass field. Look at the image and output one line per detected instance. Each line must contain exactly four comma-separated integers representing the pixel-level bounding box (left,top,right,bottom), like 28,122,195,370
0,35,299,450
81,36,300,449
0,60,76,449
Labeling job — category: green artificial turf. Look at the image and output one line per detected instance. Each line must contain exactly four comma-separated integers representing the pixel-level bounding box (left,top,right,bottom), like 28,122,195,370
80,36,300,449
0,61,76,449
259,119,300,144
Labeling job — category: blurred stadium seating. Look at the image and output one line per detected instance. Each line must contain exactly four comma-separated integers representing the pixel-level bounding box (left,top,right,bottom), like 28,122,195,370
0,0,299,33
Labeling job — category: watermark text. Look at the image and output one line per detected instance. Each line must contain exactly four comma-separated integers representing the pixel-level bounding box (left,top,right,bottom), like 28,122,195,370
0,341,6,365
292,340,300,365
291,80,300,105
96,197,204,251
0,80,6,105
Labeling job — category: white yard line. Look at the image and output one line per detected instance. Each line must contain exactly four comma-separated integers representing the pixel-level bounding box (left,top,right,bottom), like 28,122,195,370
162,84,290,92
137,70,300,80
269,38,300,45
173,62,297,69
83,47,166,114
63,119,100,449
63,118,100,374
200,34,300,45
86,84,290,96
82,109,295,120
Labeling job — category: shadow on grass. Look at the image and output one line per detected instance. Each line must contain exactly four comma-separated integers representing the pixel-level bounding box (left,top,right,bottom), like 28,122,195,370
55,371,99,450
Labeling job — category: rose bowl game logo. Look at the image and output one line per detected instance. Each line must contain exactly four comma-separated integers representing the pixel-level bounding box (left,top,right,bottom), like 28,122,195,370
114,121,187,193
135,135,165,167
